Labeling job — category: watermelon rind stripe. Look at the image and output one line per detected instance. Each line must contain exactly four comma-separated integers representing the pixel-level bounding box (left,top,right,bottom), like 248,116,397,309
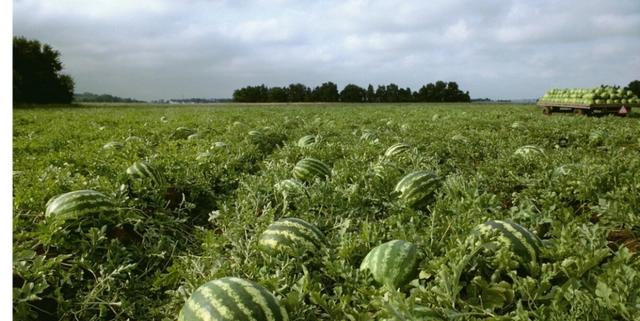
260,226,319,250
45,190,114,220
232,278,285,321
361,240,419,289
484,221,533,262
179,277,288,321
385,143,410,157
499,221,541,261
216,280,261,321
190,287,228,320
277,218,324,243
388,240,415,287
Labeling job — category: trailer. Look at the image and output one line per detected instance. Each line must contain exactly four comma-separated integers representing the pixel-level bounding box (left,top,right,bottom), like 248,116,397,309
537,101,636,116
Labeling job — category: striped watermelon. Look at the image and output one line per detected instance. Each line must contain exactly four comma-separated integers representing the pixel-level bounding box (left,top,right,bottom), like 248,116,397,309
466,220,543,271
384,143,411,157
125,135,143,142
178,277,288,321
103,141,124,150
196,151,212,161
258,217,325,255
450,134,468,143
212,142,228,148
514,145,544,156
359,240,420,289
292,158,331,183
360,131,377,141
45,190,115,222
511,121,526,129
126,161,166,186
394,171,440,209
172,127,197,139
297,135,317,148
274,179,306,196
248,130,264,138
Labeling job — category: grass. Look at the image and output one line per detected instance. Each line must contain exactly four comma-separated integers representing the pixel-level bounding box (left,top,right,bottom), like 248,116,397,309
13,103,640,320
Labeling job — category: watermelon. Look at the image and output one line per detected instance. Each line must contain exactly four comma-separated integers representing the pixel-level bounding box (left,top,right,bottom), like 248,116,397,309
178,277,288,321
258,218,325,255
172,127,197,139
126,161,166,186
297,135,318,147
248,130,264,139
274,179,306,196
196,151,212,161
360,240,420,289
511,121,525,129
450,134,468,143
384,143,411,157
360,131,377,141
466,220,543,271
45,190,114,222
514,145,544,156
188,133,203,140
212,142,228,148
292,158,331,183
589,130,607,146
394,171,441,209
125,135,143,142
103,141,124,150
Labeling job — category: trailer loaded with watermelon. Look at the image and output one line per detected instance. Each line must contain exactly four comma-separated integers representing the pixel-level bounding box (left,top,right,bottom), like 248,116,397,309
537,85,640,116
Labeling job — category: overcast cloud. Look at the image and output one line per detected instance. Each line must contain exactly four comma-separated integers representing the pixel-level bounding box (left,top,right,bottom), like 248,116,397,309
13,0,640,100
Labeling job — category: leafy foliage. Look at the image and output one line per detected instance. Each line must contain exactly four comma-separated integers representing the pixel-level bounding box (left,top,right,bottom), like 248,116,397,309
13,103,640,320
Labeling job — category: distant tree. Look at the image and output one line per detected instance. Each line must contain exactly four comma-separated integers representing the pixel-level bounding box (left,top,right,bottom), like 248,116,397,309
233,84,269,102
398,87,414,102
416,83,435,102
232,80,471,103
384,84,400,102
340,84,366,102
287,83,310,102
375,85,386,103
13,36,75,104
316,82,339,102
626,80,640,97
268,86,288,102
366,84,376,103
74,92,145,103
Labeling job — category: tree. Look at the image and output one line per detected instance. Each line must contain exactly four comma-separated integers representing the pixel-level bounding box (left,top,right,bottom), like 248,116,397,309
375,85,386,103
398,87,414,102
287,83,310,102
268,86,288,102
366,84,376,103
340,84,366,102
384,83,400,102
13,36,75,104
233,84,268,102
316,82,339,102
626,80,640,98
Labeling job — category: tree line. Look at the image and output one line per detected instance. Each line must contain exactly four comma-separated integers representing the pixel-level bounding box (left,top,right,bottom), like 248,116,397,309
74,92,146,103
232,81,471,103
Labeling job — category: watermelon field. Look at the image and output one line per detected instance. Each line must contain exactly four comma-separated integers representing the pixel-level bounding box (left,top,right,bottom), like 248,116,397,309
12,103,640,320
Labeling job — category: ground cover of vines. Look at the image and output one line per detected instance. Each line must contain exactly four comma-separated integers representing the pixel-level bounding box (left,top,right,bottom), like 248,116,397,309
13,103,640,321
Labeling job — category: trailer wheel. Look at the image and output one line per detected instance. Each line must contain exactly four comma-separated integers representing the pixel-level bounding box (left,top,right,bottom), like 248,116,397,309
543,106,552,115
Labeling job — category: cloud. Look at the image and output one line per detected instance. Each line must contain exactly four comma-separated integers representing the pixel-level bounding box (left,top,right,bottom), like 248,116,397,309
13,0,640,100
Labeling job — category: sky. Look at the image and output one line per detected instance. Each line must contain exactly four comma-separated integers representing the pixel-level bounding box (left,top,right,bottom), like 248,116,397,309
12,0,640,101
